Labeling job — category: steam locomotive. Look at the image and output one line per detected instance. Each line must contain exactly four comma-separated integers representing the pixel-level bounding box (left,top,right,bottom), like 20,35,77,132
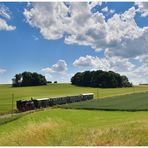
16,93,94,112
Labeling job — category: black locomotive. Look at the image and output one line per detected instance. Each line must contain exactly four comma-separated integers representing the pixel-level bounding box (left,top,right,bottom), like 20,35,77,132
16,93,94,112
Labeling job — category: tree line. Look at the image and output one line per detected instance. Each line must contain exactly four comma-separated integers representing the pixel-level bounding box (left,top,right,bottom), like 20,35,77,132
71,70,132,88
12,72,47,87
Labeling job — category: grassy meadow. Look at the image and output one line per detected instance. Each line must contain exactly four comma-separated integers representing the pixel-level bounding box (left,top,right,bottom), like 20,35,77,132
0,83,148,114
62,91,148,111
1,84,148,145
1,108,148,146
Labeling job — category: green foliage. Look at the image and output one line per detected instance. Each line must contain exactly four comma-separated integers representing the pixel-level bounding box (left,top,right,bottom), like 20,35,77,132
12,71,47,87
62,92,148,111
71,70,132,88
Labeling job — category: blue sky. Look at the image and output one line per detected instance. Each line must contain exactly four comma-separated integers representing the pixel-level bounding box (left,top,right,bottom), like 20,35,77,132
0,2,148,84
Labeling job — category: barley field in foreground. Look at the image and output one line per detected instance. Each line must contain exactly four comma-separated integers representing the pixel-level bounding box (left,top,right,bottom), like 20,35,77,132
1,109,148,146
0,84,148,114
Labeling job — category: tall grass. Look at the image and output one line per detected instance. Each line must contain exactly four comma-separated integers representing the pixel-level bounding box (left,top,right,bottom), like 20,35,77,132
1,109,148,145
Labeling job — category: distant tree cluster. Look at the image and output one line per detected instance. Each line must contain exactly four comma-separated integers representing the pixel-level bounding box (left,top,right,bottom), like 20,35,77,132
71,70,132,88
12,72,47,87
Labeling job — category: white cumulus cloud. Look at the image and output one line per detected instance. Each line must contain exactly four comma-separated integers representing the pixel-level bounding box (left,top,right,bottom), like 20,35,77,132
0,18,16,31
73,55,110,71
24,3,148,59
73,55,134,72
41,59,68,74
102,6,109,12
23,2,69,40
105,7,148,58
135,2,148,17
0,4,11,19
0,4,16,31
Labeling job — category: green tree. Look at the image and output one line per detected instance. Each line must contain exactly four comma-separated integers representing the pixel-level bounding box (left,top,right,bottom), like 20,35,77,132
12,71,47,87
71,70,132,88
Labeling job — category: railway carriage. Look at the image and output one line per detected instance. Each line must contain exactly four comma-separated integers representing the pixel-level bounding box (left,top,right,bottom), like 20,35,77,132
82,93,94,101
16,93,94,112
38,98,51,108
52,96,70,105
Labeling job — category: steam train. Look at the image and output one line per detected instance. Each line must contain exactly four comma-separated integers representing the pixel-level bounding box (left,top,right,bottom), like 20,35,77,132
16,93,94,112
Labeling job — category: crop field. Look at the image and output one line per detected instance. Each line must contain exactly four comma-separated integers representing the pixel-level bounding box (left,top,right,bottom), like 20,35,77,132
0,84,148,114
1,109,148,146
62,91,148,111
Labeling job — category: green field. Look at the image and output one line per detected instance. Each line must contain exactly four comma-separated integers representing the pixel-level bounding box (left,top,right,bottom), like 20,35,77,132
62,92,148,111
1,109,148,146
1,84,148,145
0,84,148,114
